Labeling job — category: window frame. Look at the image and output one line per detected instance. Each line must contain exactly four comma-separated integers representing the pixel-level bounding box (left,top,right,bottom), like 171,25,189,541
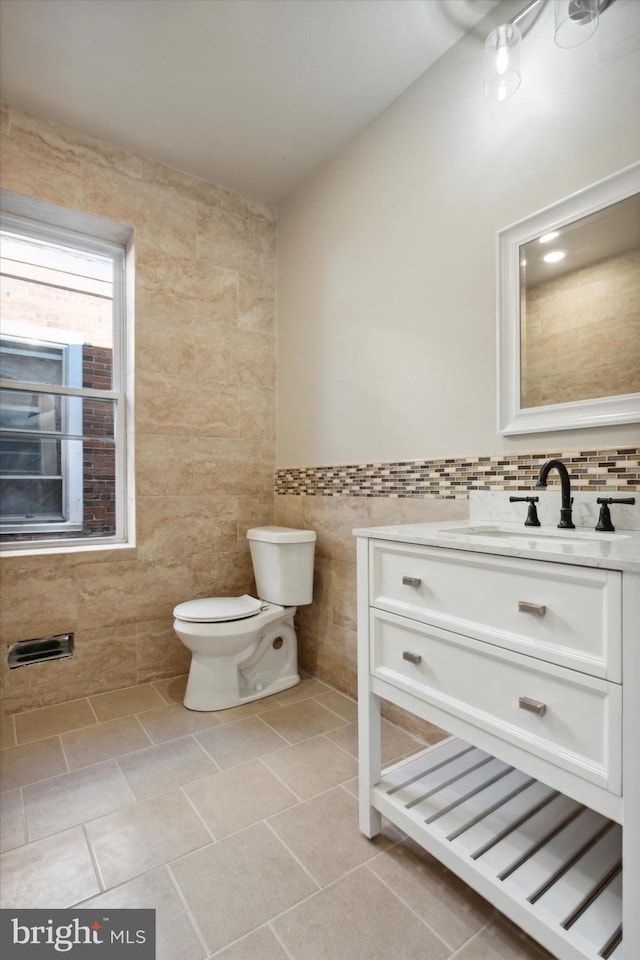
0,194,134,554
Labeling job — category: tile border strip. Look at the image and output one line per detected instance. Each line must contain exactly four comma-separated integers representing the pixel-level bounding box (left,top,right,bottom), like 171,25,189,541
275,446,640,498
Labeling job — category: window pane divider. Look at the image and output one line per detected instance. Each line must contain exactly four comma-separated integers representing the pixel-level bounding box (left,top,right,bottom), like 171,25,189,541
0,378,122,402
0,429,116,444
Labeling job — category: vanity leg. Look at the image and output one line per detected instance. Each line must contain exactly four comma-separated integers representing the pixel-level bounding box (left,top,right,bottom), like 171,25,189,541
358,690,382,838
622,571,640,952
356,536,382,837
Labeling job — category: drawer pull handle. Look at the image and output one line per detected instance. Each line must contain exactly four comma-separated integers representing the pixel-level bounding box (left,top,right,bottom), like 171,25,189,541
402,651,422,665
402,576,422,587
519,696,546,716
518,600,546,617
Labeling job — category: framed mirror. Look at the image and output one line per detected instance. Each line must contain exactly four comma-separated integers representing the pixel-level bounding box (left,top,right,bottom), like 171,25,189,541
497,163,640,435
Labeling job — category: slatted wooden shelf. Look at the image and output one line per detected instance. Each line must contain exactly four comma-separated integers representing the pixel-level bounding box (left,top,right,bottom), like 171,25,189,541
372,737,622,960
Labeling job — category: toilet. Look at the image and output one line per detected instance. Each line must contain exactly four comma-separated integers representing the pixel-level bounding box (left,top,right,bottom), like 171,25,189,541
173,526,316,711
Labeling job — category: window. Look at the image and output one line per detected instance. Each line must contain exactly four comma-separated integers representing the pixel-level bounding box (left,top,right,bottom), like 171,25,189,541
0,200,133,551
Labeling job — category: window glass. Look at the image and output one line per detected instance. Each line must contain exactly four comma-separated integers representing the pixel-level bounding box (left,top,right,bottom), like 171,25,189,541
0,209,130,549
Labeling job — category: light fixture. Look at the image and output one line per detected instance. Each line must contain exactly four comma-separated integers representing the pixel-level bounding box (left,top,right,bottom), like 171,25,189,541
539,231,560,243
543,250,566,262
555,0,600,47
483,0,615,102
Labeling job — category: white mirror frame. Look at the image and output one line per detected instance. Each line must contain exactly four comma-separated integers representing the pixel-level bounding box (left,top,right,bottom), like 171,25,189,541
497,162,640,436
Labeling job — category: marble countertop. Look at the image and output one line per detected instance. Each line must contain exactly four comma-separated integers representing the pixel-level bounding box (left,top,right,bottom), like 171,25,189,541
353,519,640,572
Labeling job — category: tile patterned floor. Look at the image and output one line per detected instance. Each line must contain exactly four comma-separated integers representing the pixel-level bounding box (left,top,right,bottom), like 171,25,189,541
0,675,554,959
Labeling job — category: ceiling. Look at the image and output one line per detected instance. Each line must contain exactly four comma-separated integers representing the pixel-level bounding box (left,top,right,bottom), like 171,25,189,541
0,0,499,205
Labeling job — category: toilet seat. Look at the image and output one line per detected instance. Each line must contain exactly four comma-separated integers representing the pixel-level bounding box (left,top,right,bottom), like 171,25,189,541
173,595,264,623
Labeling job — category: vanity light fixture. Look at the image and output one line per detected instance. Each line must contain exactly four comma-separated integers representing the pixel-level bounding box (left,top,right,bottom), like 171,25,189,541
483,0,615,101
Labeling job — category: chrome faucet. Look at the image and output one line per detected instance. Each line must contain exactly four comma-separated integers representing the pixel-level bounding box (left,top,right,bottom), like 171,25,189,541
535,458,575,529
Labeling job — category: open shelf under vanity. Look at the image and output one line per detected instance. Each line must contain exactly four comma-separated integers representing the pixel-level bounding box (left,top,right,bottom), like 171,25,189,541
374,737,622,960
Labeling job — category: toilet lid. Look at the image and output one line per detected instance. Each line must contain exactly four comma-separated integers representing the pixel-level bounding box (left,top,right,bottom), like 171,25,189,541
173,595,264,623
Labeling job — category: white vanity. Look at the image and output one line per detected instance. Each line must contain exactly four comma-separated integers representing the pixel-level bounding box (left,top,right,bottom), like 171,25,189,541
355,509,640,960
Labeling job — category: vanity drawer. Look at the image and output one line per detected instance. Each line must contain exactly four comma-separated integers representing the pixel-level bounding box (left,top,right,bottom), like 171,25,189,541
371,609,621,793
369,540,621,680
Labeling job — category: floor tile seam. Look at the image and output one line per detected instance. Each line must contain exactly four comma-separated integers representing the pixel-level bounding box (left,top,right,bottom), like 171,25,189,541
67,857,209,957
9,692,94,721
259,719,350,747
362,858,456,957
262,818,322,892
206,922,296,960
81,820,108,899
23,752,138,802
114,727,221,776
151,676,188,706
214,704,282,725
258,744,357,802
131,723,223,748
324,725,358,759
90,700,172,725
257,860,393,933
254,755,304,803
177,780,220,844
178,783,303,847
20,762,152,849
261,774,356,816
265,921,298,960
1,715,18,749
317,730,359,762
311,690,358,717
163,862,211,957
85,696,101,725
11,784,27,852
272,686,333,708
445,918,509,960
237,713,293,749
89,681,167,716
86,819,219,899
112,751,168,806
22,789,139,849
10,716,100,749
62,715,155,771
0,761,68,796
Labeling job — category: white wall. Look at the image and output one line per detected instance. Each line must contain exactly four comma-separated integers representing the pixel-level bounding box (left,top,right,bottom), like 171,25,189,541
276,0,640,467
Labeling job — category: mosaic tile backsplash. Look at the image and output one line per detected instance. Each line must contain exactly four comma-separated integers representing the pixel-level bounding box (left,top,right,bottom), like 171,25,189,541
275,446,640,498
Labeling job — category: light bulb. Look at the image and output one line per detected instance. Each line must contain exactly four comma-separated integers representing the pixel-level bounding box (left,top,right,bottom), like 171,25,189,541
496,46,509,76
484,24,521,101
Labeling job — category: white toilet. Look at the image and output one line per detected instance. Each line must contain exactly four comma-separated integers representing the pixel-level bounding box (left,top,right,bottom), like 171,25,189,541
173,526,316,711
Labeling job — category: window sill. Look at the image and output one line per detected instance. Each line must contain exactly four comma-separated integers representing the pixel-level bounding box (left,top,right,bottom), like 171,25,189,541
0,540,137,560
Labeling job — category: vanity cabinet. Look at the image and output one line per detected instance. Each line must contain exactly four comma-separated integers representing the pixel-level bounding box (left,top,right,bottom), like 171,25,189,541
356,530,640,960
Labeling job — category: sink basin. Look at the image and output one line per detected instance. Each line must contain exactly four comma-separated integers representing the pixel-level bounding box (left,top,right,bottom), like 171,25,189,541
438,524,629,545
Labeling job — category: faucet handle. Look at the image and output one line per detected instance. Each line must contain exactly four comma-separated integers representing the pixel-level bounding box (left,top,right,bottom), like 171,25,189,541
595,497,636,532
509,495,541,527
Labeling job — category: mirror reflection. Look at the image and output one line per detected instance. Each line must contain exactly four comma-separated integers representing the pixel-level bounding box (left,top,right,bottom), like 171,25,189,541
519,193,640,410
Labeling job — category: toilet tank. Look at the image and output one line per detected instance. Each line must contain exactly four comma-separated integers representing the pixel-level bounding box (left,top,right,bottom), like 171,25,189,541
247,526,316,606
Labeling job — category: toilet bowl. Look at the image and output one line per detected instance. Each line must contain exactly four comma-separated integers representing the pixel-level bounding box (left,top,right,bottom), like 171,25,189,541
173,526,315,711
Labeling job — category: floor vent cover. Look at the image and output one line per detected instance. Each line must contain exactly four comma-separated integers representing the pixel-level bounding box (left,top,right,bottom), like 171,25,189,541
8,633,75,669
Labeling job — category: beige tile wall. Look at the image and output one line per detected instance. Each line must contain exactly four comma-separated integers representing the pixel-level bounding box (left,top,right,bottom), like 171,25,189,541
274,494,467,738
522,250,640,408
0,105,277,716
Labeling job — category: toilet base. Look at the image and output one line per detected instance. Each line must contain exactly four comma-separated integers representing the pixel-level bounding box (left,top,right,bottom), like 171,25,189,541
182,615,300,711
184,669,300,711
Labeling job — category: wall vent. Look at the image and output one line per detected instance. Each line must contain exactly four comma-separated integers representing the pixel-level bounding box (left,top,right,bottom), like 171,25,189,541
8,633,75,669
